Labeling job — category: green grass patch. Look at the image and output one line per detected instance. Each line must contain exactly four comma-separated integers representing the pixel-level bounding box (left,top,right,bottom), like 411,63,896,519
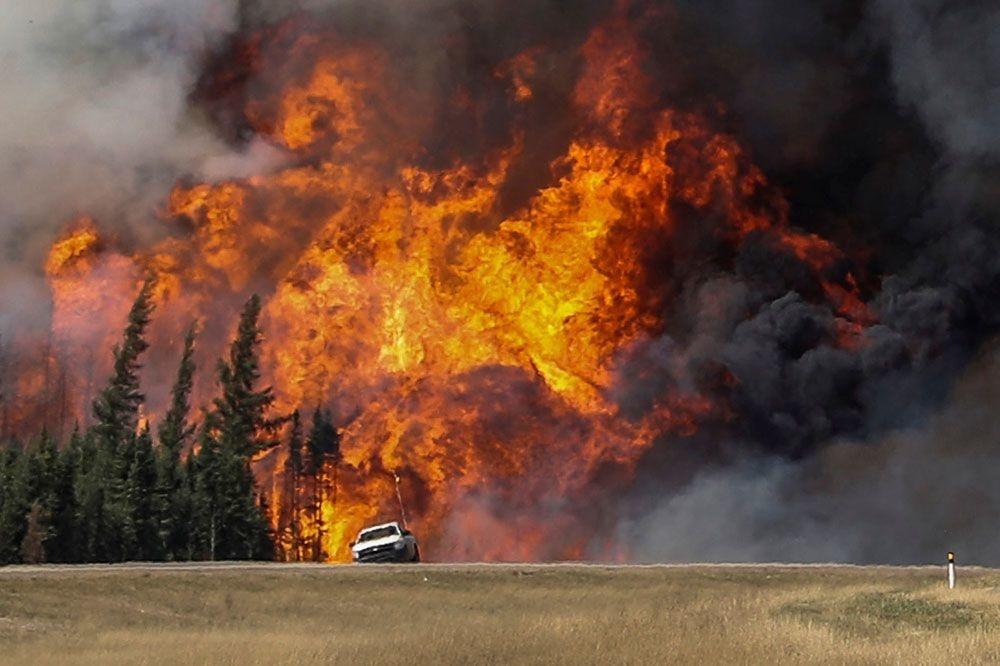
779,591,992,638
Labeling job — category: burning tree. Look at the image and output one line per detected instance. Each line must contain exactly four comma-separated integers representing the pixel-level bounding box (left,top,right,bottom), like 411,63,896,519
278,410,305,561
0,4,871,563
5,0,994,565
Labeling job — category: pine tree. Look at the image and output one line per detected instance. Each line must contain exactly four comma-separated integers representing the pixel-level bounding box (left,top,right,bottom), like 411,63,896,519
89,277,156,561
254,492,275,561
0,443,25,563
191,413,222,560
91,277,155,453
213,295,283,456
155,325,197,559
179,454,198,561
306,407,340,561
0,433,51,563
0,444,16,541
157,325,197,455
281,410,304,560
124,425,159,560
36,428,76,563
73,429,108,561
56,425,86,562
0,334,8,442
193,295,279,561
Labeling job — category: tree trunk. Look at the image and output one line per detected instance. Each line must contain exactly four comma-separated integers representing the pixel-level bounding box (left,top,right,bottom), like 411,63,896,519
290,468,299,561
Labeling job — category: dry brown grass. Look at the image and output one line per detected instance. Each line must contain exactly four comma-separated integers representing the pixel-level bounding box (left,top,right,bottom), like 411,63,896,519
0,563,998,664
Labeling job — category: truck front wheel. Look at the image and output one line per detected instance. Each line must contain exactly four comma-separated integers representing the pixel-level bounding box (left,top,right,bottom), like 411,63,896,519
412,545,421,563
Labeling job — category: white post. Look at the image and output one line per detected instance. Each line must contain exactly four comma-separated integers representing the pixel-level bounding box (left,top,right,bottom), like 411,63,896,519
947,551,956,589
393,471,409,529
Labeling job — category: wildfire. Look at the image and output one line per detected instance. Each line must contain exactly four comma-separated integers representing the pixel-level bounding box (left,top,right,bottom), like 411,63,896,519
31,6,872,562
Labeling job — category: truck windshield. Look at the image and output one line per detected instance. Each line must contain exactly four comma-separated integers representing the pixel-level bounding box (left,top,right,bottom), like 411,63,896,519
358,526,399,542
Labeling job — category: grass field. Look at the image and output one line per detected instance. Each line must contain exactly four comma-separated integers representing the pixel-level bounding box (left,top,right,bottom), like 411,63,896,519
0,563,998,664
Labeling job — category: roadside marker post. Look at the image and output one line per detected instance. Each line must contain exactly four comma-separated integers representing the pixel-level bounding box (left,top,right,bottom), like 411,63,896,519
393,471,409,529
947,551,956,589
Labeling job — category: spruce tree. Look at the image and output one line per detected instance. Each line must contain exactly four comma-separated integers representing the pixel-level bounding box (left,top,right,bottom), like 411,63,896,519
0,433,50,563
191,412,222,560
73,429,108,561
155,325,197,559
157,325,197,455
0,334,8,442
179,453,198,561
213,295,283,456
282,410,304,560
124,425,159,559
0,444,16,553
37,428,76,562
91,277,156,453
193,295,278,561
89,277,156,561
57,425,86,562
0,443,25,563
306,407,340,561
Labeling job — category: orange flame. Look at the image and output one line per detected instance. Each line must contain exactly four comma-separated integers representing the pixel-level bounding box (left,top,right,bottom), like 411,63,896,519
35,10,871,562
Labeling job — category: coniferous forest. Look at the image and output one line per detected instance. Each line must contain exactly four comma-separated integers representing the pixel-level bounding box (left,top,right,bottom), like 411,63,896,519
0,280,340,564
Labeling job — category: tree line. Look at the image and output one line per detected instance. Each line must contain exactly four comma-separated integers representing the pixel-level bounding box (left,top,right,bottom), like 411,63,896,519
0,280,342,564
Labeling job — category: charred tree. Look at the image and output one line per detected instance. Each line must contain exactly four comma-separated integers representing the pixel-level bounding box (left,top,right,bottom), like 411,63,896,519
306,407,340,562
280,409,304,561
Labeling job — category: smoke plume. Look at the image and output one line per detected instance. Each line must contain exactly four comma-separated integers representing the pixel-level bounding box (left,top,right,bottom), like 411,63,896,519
621,341,1000,564
3,0,1000,563
0,0,280,329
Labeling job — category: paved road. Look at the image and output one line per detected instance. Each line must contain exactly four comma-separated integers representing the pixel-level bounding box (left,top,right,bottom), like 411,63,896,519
0,561,969,575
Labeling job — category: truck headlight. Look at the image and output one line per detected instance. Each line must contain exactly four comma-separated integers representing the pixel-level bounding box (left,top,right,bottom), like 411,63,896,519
394,540,405,550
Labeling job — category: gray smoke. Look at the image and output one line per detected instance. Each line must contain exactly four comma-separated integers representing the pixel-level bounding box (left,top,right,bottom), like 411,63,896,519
3,0,1000,563
620,340,1000,565
0,0,282,331
871,0,1000,161
615,0,1000,564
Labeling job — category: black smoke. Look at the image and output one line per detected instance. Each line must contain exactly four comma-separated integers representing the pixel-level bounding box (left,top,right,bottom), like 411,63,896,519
610,0,1000,564
3,0,999,563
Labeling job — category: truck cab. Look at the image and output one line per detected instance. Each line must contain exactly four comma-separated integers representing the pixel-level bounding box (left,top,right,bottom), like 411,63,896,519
350,521,420,563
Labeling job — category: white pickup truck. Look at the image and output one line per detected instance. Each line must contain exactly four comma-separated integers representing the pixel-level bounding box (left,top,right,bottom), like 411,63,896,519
350,521,421,563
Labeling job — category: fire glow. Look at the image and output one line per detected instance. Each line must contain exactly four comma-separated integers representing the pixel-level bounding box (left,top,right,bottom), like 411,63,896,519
27,5,870,562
